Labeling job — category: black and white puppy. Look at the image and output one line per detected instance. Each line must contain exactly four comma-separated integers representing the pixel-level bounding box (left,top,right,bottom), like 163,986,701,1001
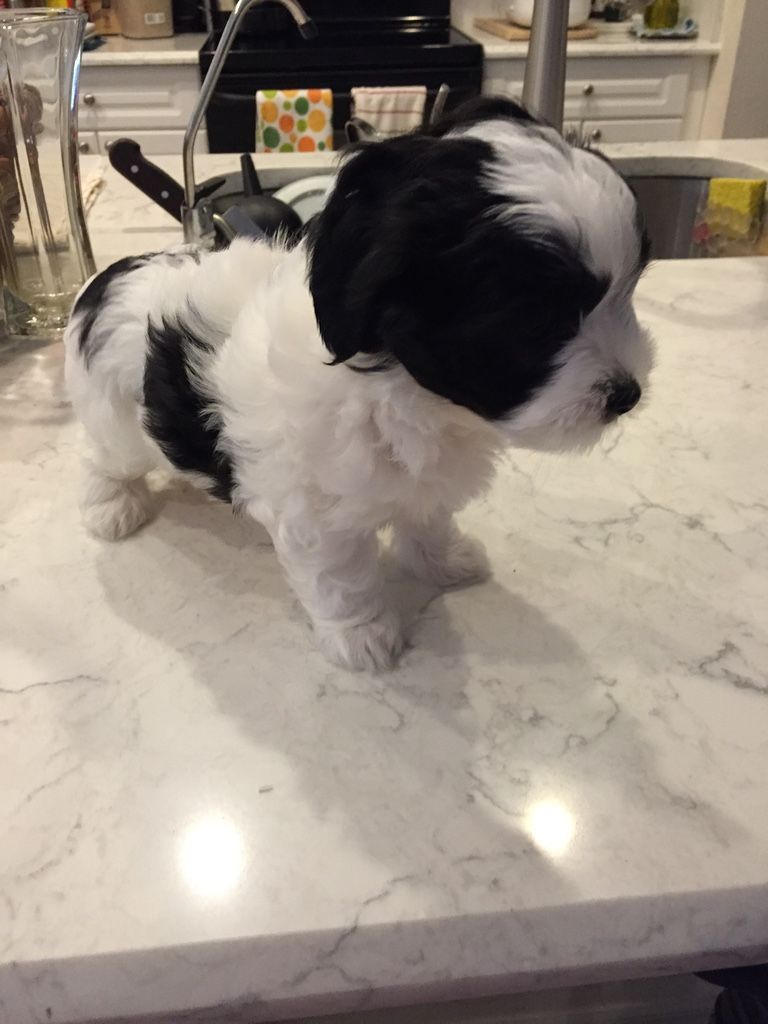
65,98,653,671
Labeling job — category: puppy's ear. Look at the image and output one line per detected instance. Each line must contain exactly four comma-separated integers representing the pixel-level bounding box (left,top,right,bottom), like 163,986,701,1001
308,134,495,368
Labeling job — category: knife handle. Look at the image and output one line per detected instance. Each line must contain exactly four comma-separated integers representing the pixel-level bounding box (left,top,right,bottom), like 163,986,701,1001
107,138,184,223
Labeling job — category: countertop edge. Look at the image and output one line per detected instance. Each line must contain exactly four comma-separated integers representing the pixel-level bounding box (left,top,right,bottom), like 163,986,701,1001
459,24,722,59
5,882,768,1024
79,28,721,67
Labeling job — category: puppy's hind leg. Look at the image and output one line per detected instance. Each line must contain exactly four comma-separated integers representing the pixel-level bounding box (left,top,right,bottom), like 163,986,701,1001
79,405,156,542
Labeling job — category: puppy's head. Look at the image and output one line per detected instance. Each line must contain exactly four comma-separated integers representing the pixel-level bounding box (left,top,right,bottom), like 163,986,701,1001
308,98,653,451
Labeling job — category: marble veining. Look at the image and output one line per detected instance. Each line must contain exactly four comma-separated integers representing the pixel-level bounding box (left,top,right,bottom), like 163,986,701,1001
1,154,768,1024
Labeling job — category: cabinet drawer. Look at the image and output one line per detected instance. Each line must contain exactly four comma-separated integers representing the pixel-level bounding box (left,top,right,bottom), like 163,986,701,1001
582,118,683,144
484,57,690,120
568,72,688,120
76,129,99,156
100,128,208,155
79,66,201,131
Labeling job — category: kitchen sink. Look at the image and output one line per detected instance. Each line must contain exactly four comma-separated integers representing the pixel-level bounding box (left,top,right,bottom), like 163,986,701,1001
614,156,767,260
254,155,767,261
624,174,708,260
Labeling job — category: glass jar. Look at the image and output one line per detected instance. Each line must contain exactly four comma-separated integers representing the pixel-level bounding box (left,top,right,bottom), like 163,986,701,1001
0,8,95,341
644,0,680,30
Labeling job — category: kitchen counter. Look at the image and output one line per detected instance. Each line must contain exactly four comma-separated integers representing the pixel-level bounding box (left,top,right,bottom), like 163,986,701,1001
2,144,768,1024
457,22,721,59
78,24,720,68
82,31,206,67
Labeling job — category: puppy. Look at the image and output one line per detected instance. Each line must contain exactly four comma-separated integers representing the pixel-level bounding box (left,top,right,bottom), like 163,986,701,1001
64,98,653,671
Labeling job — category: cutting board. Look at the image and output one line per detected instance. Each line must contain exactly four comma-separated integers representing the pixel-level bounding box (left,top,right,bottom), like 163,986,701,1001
474,17,599,41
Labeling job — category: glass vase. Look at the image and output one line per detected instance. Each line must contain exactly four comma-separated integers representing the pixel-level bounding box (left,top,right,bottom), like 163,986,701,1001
0,8,95,342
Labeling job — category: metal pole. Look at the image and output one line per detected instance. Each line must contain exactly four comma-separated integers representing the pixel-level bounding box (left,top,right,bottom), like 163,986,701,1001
521,0,569,131
182,0,316,210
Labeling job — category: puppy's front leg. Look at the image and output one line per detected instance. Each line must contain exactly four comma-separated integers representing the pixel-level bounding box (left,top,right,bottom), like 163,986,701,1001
393,510,491,589
272,520,403,672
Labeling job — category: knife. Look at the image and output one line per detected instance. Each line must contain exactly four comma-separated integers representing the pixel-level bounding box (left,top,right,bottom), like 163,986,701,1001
107,138,185,222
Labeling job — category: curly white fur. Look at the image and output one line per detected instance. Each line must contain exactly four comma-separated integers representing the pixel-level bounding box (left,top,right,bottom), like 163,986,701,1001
64,116,652,672
65,240,504,671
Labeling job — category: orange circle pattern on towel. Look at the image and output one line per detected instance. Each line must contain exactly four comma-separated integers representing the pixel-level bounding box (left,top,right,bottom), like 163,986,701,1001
257,88,333,153
260,100,278,124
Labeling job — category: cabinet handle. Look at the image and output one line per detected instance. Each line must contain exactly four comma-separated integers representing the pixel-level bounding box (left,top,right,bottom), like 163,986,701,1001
83,93,96,106
582,83,595,96
78,141,91,153
590,128,603,142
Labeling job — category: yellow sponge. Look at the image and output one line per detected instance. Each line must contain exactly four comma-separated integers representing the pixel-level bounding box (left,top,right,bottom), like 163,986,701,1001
708,177,765,217
705,177,766,241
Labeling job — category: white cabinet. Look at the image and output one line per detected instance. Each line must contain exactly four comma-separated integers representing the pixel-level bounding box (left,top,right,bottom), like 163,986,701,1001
98,128,208,154
484,55,698,143
77,64,206,155
76,129,99,156
581,117,683,144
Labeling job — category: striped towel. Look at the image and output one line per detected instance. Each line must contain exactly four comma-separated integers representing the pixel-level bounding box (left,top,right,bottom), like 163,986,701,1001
350,86,427,138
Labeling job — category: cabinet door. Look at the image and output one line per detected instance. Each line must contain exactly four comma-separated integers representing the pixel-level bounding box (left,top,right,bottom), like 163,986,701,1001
99,128,208,156
79,66,201,131
582,118,683,144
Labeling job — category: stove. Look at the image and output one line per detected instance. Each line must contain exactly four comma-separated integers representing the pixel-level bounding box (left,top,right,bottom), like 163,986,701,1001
199,1,483,153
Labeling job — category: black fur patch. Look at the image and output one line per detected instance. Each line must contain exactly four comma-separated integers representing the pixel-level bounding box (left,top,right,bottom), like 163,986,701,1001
74,255,153,367
309,127,609,421
426,95,539,137
143,317,234,502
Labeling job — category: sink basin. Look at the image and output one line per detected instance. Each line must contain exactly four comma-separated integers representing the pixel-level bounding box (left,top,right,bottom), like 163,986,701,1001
185,155,765,261
614,156,767,260
624,174,708,260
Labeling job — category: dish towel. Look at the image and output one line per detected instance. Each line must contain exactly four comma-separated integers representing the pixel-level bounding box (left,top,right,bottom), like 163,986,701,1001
351,86,427,138
256,89,334,153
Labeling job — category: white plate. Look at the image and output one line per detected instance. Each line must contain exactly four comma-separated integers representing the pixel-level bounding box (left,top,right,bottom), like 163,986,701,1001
273,174,335,224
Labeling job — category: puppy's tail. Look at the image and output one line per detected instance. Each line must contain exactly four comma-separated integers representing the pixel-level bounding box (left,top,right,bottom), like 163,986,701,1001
81,461,152,541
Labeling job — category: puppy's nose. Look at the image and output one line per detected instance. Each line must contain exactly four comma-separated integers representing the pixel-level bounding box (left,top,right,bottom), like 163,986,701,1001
606,377,641,416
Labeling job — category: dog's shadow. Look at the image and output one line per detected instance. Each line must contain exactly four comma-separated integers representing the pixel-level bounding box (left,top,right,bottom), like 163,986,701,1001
94,478,592,903
92,476,751,1005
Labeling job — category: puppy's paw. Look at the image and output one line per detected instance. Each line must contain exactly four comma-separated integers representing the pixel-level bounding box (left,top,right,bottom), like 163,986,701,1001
396,532,491,589
314,610,405,673
82,476,151,541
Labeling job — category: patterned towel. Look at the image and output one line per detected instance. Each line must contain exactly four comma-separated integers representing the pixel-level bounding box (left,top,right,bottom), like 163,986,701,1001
256,89,333,153
351,86,427,138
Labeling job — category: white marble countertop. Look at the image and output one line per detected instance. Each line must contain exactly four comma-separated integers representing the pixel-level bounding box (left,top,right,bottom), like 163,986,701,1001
458,22,721,59
82,31,206,67
2,143,768,1024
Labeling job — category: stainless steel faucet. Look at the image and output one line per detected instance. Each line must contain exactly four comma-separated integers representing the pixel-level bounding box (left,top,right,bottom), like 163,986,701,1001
522,0,570,131
181,0,317,242
522,0,653,133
